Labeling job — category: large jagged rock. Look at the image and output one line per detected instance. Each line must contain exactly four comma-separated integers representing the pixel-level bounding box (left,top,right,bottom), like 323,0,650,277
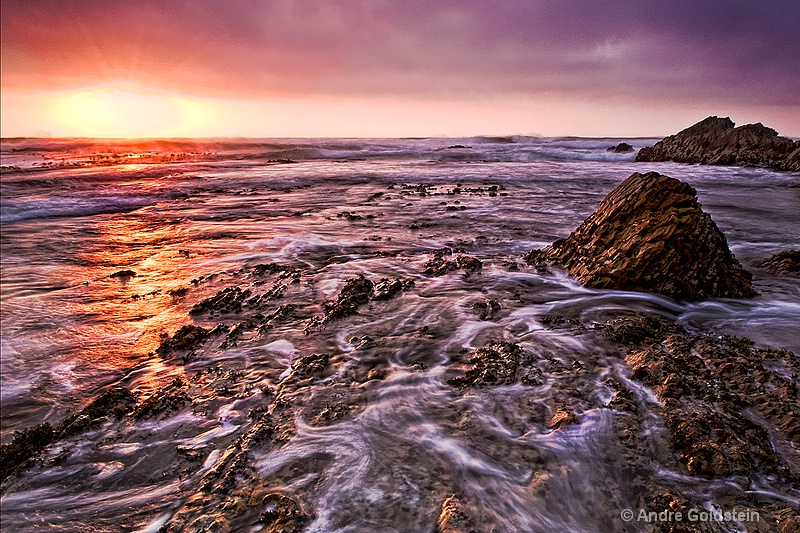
636,116,800,172
525,172,754,301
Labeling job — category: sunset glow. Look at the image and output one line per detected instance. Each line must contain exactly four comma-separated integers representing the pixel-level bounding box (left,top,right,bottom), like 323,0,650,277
52,87,212,138
2,1,799,137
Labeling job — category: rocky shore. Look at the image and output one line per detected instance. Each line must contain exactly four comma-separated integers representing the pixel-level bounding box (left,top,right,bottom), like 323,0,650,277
636,116,800,172
1,168,798,532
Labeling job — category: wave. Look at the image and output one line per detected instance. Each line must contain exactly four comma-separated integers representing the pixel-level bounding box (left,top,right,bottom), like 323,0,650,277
1,137,661,169
0,194,155,224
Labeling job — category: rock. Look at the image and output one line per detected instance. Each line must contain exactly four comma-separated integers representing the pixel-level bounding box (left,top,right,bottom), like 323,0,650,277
471,298,500,320
372,277,414,300
549,407,578,429
132,378,190,420
1,386,138,481
288,353,329,380
190,286,251,315
605,379,637,412
259,493,306,532
424,249,482,277
424,248,460,276
782,515,800,533
636,116,800,172
0,423,56,482
322,275,374,323
436,494,476,533
620,329,799,479
258,304,296,333
607,142,634,153
525,172,754,301
760,249,800,276
109,269,136,279
156,325,211,356
168,287,189,297
599,315,682,346
455,256,482,273
449,342,522,387
60,386,137,435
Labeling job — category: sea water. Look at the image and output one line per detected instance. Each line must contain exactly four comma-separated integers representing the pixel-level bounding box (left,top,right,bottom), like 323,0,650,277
1,137,798,531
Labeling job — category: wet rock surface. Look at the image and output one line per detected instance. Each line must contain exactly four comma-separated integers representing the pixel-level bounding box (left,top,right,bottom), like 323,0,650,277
525,171,754,300
424,248,483,277
449,341,522,387
636,116,800,172
760,249,800,276
156,324,212,357
1,386,138,481
436,494,481,533
321,275,374,323
600,316,799,480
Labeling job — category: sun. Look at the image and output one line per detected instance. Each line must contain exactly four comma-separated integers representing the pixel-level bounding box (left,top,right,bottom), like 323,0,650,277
53,85,211,138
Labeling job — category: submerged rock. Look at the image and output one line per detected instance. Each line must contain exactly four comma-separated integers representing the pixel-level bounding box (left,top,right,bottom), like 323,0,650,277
450,341,522,387
760,249,800,276
636,116,800,172
424,248,483,277
156,324,212,356
322,275,374,323
1,386,137,481
525,172,754,301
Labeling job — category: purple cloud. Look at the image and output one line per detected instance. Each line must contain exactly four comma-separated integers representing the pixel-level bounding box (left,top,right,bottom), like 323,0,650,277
2,0,799,107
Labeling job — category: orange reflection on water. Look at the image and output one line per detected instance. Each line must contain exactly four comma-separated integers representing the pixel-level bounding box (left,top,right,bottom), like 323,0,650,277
66,211,203,396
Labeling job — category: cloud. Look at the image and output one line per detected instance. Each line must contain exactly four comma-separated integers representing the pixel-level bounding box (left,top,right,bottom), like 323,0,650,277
2,0,799,107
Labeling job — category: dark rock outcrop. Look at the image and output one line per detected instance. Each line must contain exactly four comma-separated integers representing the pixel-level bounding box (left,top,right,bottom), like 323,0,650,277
760,249,800,276
0,386,138,482
156,325,212,356
607,142,634,153
423,248,483,277
525,172,754,301
321,275,374,323
636,116,800,172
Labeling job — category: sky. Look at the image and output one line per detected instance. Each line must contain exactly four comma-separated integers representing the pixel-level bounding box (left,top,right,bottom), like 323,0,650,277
2,1,799,138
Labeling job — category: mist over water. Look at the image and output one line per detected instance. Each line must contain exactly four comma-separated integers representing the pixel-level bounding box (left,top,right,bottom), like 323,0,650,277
1,137,798,531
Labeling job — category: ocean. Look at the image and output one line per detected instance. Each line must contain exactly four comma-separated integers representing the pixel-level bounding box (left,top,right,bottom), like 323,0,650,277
1,136,798,531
